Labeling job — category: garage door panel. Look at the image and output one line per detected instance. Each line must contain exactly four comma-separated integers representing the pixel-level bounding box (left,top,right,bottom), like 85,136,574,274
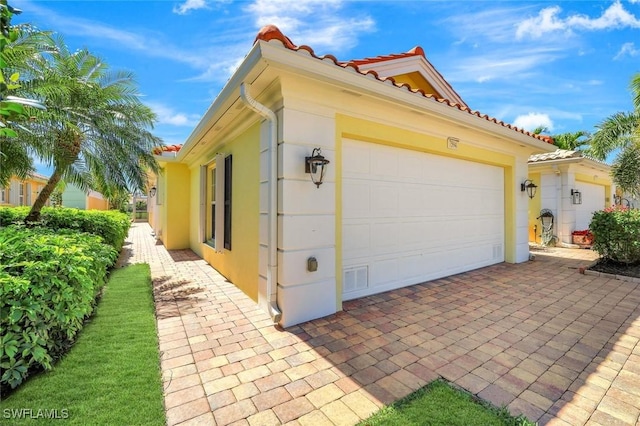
342,139,504,300
343,222,370,259
575,182,605,230
343,182,370,219
371,185,398,218
371,258,399,287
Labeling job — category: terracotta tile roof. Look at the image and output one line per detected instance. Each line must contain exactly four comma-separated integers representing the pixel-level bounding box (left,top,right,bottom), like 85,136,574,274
153,144,183,155
528,149,607,165
528,149,582,163
254,25,554,145
29,172,50,181
345,46,426,66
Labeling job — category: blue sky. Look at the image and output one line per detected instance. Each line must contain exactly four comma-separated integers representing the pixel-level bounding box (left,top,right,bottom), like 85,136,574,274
12,0,640,174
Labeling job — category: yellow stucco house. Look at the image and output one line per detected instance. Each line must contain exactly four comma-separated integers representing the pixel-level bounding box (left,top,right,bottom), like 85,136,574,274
150,25,555,327
527,149,614,245
0,173,50,207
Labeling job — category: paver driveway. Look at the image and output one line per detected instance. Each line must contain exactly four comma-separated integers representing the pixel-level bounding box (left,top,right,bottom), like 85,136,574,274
122,223,640,425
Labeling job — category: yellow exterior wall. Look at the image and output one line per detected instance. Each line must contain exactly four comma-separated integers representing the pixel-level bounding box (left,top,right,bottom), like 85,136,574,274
527,172,541,243
335,114,517,307
162,162,191,249
200,124,260,301
392,72,440,96
0,175,49,206
87,195,109,210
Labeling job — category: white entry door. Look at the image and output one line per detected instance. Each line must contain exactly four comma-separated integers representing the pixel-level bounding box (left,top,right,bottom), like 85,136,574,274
342,139,505,300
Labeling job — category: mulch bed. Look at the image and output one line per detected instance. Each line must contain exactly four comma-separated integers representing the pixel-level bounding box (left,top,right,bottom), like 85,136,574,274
588,258,640,279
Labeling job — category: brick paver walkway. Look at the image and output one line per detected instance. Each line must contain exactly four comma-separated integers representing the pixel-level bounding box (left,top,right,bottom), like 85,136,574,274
122,223,640,425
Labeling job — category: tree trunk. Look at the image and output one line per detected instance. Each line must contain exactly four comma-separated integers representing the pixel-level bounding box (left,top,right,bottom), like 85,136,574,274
24,168,63,224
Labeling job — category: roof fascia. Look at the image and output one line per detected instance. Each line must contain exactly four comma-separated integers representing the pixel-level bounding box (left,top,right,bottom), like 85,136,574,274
258,41,553,151
175,43,266,162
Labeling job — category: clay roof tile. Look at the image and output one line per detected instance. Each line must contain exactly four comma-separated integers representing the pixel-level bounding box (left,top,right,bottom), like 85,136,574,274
253,24,553,145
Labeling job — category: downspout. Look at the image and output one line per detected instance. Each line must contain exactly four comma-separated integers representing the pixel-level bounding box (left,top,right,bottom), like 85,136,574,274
239,82,282,324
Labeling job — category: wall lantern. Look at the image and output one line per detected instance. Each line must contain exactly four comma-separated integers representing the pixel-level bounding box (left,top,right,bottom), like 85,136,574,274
521,179,537,199
149,186,157,197
571,189,582,205
305,148,330,188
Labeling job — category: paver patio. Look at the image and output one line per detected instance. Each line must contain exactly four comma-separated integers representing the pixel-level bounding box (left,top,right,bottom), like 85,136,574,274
122,223,640,426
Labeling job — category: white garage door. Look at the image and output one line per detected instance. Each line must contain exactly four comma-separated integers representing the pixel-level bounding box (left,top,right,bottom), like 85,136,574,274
575,182,605,230
342,139,505,300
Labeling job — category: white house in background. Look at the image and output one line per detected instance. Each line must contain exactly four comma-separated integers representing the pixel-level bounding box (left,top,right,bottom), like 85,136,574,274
527,149,614,245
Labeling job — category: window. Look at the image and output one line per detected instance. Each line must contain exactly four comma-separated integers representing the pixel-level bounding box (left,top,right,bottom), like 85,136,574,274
19,182,25,206
203,154,232,251
205,165,216,245
0,187,6,203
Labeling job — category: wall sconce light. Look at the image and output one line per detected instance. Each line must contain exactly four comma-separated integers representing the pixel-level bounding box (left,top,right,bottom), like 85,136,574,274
571,189,582,205
305,148,330,188
149,186,157,197
521,179,537,199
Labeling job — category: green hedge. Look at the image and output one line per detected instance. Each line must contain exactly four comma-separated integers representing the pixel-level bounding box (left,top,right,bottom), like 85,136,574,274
591,206,640,264
0,207,130,249
0,226,118,392
0,207,130,393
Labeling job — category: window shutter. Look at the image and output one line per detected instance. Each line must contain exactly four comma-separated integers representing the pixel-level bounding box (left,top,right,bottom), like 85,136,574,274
214,153,225,252
9,180,18,205
26,183,31,205
224,155,232,250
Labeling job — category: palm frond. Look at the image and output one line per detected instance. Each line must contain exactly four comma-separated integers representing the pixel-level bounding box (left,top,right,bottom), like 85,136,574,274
586,111,640,160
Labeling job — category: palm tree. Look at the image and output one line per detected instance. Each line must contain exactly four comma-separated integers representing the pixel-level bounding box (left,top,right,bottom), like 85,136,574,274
17,39,161,222
552,130,590,151
588,73,640,196
0,14,54,186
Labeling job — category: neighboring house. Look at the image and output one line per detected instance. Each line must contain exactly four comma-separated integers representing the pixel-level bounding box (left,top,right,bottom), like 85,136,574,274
150,25,555,327
527,149,614,245
0,173,50,207
61,183,109,210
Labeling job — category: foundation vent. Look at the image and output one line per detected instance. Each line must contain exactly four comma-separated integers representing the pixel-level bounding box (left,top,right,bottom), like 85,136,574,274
343,266,368,293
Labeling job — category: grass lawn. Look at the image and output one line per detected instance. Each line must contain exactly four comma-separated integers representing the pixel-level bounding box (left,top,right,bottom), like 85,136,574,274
0,264,165,426
358,379,535,426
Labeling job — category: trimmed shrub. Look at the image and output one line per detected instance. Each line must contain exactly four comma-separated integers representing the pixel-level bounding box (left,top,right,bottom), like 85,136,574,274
590,206,640,264
0,226,118,392
0,207,130,249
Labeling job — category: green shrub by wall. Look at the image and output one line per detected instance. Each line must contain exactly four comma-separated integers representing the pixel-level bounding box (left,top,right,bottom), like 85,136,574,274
0,207,130,249
0,226,118,393
590,206,640,264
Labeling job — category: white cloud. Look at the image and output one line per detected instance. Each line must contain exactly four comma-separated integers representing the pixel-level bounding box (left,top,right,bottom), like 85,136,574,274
516,1,640,40
614,42,640,59
513,113,554,132
245,0,375,53
173,0,209,15
447,47,561,83
148,102,200,127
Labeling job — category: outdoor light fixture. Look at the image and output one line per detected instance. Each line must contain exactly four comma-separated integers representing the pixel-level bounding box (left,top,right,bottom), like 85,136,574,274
571,189,582,205
149,186,157,197
521,179,537,199
305,148,330,188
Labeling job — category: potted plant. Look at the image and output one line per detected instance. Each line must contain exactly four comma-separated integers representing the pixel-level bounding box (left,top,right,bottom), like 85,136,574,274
572,229,594,246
